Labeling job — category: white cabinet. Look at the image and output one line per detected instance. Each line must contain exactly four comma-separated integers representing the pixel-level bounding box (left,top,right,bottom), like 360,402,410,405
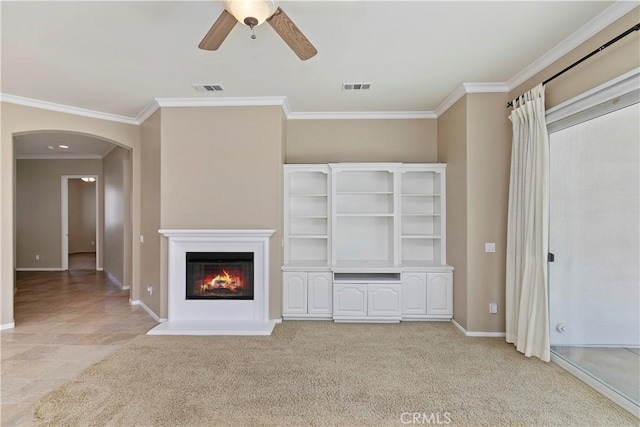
283,163,453,323
426,272,453,317
282,272,307,315
333,283,368,318
308,272,332,314
401,271,453,320
282,271,332,319
402,272,427,315
333,282,402,322
333,273,402,322
368,283,402,318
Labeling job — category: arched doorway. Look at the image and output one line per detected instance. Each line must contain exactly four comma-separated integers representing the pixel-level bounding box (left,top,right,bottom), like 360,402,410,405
13,130,133,294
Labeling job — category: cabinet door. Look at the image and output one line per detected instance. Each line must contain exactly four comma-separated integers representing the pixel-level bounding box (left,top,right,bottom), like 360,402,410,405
308,272,332,314
282,272,308,315
426,272,453,316
368,283,402,317
333,283,367,317
402,273,427,315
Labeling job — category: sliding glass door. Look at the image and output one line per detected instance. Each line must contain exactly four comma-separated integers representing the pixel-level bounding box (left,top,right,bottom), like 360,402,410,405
548,100,639,407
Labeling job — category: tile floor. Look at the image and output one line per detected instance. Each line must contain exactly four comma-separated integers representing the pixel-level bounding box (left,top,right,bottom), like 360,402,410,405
1,254,158,426
552,345,640,406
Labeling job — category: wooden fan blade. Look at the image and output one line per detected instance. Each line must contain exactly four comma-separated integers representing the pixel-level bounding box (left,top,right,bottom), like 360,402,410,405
267,7,317,61
198,9,237,51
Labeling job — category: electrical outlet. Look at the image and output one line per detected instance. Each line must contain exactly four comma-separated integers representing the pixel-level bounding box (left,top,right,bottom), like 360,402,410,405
91,241,95,246
147,285,153,295
489,303,498,314
485,243,496,253
35,254,40,261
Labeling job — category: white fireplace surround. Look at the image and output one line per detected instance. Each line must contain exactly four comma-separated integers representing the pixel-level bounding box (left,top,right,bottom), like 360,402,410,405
147,229,277,336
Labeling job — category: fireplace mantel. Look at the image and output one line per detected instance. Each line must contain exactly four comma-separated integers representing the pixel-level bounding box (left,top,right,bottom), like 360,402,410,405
147,229,277,336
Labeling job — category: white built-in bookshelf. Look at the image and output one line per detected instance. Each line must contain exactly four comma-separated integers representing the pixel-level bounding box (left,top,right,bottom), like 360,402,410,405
282,163,452,322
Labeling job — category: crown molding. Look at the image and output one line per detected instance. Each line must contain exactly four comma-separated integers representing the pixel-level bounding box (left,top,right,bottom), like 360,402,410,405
15,154,103,160
280,97,292,118
434,85,467,117
0,93,139,125
462,83,509,93
434,83,510,117
288,111,437,120
506,1,639,92
155,96,288,109
136,100,160,125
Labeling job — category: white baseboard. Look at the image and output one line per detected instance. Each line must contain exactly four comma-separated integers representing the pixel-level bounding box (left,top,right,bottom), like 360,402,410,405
451,319,506,337
273,318,283,324
105,271,127,290
551,353,640,418
97,267,104,271
130,299,165,323
0,322,16,330
15,268,64,271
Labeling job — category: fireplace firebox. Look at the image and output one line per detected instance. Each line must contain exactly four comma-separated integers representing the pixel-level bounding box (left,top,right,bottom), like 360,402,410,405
186,252,254,300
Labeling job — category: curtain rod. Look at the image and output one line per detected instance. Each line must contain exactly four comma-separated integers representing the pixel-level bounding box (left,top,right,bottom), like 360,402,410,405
507,23,640,108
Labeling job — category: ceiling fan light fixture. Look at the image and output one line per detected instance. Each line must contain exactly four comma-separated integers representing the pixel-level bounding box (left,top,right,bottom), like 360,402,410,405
223,0,278,27
81,177,96,183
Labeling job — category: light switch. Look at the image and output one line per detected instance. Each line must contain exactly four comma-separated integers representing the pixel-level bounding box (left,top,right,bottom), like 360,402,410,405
485,243,496,253
139,235,144,243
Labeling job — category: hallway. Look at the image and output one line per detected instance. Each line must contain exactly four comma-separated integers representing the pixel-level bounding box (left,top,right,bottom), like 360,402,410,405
1,265,157,426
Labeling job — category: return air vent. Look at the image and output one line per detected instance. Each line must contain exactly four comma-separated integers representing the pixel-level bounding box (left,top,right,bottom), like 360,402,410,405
193,84,224,92
342,82,371,91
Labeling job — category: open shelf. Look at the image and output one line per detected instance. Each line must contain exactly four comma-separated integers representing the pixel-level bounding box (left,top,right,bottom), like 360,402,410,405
285,163,447,268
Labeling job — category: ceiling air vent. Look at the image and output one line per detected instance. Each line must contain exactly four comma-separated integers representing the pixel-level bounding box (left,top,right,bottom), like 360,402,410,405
342,82,371,91
193,84,224,92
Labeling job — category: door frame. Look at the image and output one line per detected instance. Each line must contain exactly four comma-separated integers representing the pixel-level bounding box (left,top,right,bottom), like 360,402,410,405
61,175,100,271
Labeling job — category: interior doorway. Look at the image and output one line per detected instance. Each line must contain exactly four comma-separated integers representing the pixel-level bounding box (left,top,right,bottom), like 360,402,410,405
61,175,100,271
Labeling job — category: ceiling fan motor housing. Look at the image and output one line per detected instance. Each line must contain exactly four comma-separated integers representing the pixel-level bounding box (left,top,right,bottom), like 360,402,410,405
224,0,278,27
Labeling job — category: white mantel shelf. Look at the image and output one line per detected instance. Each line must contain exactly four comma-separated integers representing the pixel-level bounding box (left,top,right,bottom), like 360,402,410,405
159,229,276,239
149,229,277,336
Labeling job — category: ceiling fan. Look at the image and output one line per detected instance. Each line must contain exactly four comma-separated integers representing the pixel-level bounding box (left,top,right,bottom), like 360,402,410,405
199,0,317,61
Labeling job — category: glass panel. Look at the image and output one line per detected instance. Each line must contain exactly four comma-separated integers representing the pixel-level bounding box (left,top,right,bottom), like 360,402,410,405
549,103,639,406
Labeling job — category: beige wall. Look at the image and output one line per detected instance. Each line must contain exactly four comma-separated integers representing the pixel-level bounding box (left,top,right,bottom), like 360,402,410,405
103,146,131,287
139,110,162,315
160,106,284,319
466,93,511,333
15,159,102,269
510,7,640,109
437,97,468,329
1,102,140,326
68,179,97,254
438,8,640,334
286,119,437,163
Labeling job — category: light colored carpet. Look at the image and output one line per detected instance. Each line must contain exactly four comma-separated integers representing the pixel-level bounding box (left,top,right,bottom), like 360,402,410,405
33,322,637,426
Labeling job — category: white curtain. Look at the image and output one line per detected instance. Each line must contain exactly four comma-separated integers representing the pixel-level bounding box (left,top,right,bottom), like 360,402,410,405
506,84,550,362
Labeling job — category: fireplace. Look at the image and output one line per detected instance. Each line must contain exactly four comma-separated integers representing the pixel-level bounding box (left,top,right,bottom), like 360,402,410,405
186,252,254,300
149,229,276,336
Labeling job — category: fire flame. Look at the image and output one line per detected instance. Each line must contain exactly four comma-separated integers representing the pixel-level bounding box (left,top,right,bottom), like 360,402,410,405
200,270,240,293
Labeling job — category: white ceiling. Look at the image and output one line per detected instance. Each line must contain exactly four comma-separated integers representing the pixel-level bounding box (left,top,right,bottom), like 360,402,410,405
10,0,631,159
1,0,625,122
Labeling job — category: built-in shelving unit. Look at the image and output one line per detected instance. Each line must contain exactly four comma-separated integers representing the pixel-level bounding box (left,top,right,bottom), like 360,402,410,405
282,163,452,322
284,165,330,267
